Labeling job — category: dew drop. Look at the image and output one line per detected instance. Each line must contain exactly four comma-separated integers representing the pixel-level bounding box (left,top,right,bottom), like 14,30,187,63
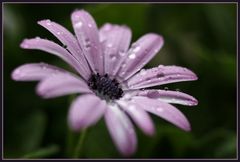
121,63,126,68
157,72,164,78
46,19,52,26
164,87,169,90
154,49,159,53
156,108,164,112
176,88,181,92
35,37,40,40
88,23,92,28
140,69,146,75
74,21,83,28
107,43,113,48
131,43,137,48
128,53,136,59
129,105,136,111
110,54,117,61
132,46,141,53
118,51,125,56
57,31,61,35
120,72,125,76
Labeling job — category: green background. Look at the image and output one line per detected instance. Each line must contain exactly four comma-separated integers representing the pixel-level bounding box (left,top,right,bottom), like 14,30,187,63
3,3,237,158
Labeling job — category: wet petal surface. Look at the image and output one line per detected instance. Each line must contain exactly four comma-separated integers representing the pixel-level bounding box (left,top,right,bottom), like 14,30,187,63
127,65,198,89
68,94,107,131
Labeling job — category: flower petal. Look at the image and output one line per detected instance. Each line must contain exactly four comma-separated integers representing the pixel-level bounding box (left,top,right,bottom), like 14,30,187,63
68,94,106,131
37,19,90,74
20,38,90,80
131,96,191,131
71,10,104,75
126,65,198,89
99,24,132,76
11,63,66,81
37,73,91,98
117,33,164,81
104,104,137,156
136,89,198,106
117,100,155,136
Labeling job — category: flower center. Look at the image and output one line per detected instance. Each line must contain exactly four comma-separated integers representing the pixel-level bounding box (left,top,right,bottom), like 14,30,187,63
88,73,123,100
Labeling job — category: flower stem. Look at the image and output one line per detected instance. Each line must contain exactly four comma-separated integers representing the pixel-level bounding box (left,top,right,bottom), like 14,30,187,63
73,128,87,158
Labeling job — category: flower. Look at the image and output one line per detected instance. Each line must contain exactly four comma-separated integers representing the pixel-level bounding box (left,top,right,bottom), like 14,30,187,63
11,9,198,156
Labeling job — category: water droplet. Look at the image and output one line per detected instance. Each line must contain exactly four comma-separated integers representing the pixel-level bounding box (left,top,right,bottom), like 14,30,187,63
84,38,91,49
132,46,141,53
88,23,92,28
154,49,159,53
140,69,146,75
118,51,125,56
110,54,117,61
157,72,164,78
164,87,168,90
128,53,136,59
74,21,83,28
158,65,164,68
131,43,137,48
107,43,113,48
176,88,181,92
171,99,176,103
57,31,61,35
120,72,125,76
129,105,136,111
156,108,164,112
46,19,52,25
121,63,126,68
35,37,40,40
103,24,112,31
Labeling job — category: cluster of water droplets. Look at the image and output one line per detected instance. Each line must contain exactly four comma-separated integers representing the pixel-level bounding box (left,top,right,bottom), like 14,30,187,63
128,43,141,60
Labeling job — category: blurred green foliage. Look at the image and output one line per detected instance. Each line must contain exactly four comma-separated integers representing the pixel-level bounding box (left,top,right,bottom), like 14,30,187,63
3,3,236,158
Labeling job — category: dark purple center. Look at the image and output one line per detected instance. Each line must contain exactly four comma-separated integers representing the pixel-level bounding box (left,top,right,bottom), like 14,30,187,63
88,73,123,100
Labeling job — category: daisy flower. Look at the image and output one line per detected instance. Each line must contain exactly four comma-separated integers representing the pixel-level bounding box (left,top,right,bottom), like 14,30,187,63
11,10,198,156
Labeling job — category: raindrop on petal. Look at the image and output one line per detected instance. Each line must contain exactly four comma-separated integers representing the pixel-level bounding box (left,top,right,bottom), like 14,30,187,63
74,21,83,28
46,19,52,26
140,69,146,75
156,108,164,112
132,46,141,53
88,23,92,28
128,53,136,59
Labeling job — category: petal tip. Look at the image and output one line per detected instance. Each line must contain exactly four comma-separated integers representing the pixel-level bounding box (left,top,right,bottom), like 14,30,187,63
20,39,29,49
11,68,20,80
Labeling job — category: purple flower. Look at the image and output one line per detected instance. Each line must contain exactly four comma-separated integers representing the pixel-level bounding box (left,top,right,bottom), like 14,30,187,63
11,10,198,156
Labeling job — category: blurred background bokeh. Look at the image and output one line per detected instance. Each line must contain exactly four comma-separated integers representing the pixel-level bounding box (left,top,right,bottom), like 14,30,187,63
3,3,237,158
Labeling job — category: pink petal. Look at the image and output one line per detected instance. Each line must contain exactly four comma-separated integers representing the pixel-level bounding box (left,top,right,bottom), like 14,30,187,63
37,73,91,98
117,33,164,81
37,19,90,74
131,96,191,131
136,89,198,106
127,65,198,89
11,63,66,81
20,38,90,80
99,23,132,76
104,104,137,156
117,100,155,136
68,94,107,131
71,10,104,75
